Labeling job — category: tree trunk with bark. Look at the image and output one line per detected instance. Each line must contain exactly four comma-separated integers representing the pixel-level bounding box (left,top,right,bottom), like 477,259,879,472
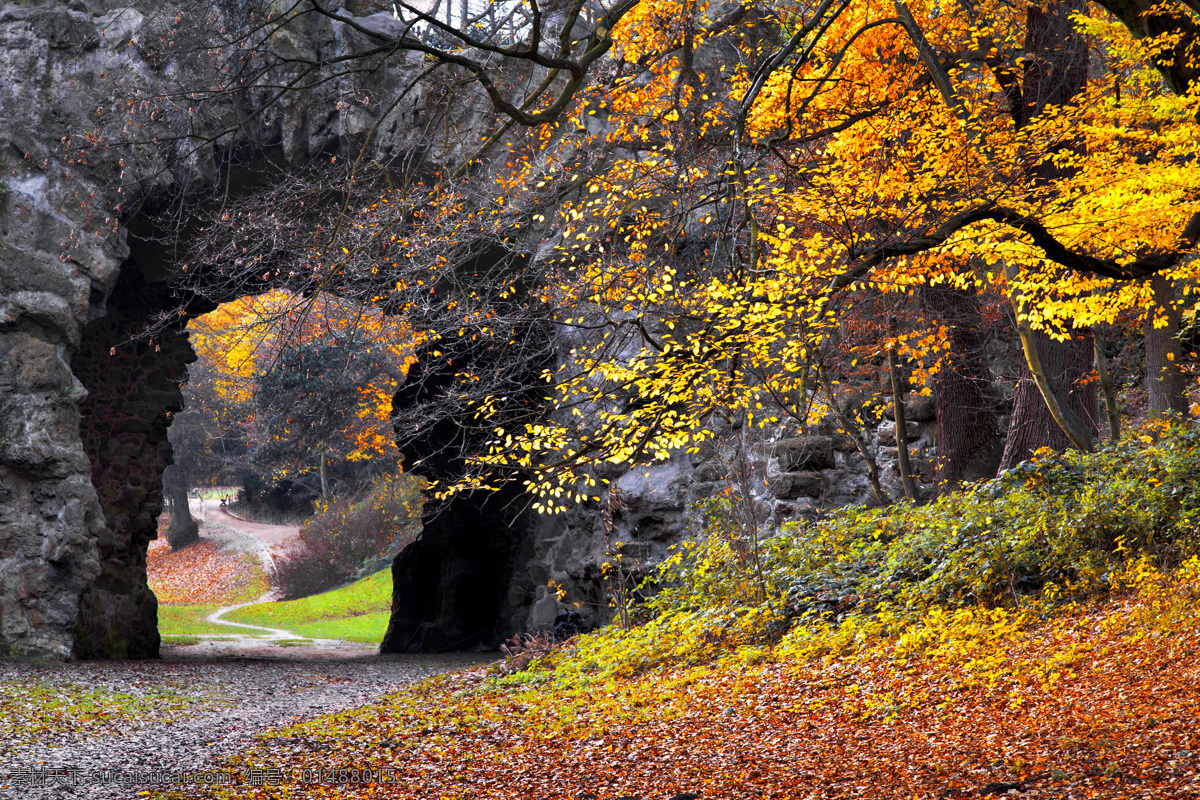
162,465,199,551
888,347,921,503
999,328,1098,469
1144,272,1188,416
921,287,1004,493
998,0,1099,468
1094,328,1121,441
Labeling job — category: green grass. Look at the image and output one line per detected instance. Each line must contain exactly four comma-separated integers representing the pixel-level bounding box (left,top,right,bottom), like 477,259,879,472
160,635,202,646
279,611,392,642
156,566,391,643
157,604,261,637
192,486,238,499
224,568,392,644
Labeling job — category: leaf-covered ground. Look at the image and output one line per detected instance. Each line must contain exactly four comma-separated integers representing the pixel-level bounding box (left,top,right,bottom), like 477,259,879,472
0,667,229,759
148,530,269,606
158,571,1200,800
0,657,482,800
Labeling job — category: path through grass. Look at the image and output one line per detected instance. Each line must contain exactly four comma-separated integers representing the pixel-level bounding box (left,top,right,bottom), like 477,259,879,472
223,569,392,644
157,605,243,637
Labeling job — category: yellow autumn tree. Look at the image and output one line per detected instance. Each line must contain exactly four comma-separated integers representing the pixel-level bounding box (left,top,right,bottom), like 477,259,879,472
188,290,417,494
455,0,1200,506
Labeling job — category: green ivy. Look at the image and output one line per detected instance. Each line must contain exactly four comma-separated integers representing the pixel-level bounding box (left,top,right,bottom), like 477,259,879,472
519,420,1200,682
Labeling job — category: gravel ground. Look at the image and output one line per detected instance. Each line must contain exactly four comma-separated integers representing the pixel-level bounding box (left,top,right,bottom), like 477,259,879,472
0,500,484,799
0,648,492,799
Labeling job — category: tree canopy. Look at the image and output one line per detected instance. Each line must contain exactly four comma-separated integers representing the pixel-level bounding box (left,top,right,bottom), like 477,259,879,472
159,0,1200,507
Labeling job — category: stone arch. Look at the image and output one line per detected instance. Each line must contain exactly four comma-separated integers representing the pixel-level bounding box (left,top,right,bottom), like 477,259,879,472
0,0,471,658
0,0,643,659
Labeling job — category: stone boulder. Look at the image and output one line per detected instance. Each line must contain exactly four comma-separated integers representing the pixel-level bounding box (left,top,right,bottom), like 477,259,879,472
771,436,836,471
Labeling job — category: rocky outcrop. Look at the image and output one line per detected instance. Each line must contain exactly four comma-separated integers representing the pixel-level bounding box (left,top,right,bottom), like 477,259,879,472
386,392,940,646
69,267,198,658
497,391,941,637
0,0,433,658
380,484,532,653
0,326,103,658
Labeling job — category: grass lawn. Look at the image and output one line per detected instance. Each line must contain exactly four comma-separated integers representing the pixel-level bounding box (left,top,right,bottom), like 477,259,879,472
276,611,391,642
157,604,255,637
223,569,392,644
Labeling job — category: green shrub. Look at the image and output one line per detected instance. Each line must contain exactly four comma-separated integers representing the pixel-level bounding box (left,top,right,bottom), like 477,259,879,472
275,473,423,598
519,420,1200,682
767,421,1200,622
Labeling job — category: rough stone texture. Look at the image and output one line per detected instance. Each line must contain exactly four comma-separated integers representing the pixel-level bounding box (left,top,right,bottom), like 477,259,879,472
0,332,102,658
772,436,836,471
883,393,937,423
504,456,698,636
380,484,533,653
69,268,196,658
878,420,923,446
500,407,942,637
0,0,432,658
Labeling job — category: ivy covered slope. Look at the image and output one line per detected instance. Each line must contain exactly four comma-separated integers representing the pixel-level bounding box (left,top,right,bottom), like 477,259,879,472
174,421,1200,800
557,420,1200,678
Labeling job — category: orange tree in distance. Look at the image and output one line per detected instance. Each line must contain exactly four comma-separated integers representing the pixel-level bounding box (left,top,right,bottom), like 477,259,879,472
188,289,417,497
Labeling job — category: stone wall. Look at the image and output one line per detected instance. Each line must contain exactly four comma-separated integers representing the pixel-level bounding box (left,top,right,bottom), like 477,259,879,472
70,268,196,658
383,383,942,648
0,0,433,658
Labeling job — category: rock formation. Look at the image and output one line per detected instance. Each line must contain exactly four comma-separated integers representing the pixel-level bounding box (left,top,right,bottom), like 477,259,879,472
0,0,431,657
0,0,947,659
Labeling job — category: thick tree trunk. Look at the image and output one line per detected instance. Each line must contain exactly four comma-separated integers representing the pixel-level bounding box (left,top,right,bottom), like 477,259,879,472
1009,291,1096,453
1019,0,1089,128
921,287,1003,493
999,329,1097,470
1144,272,1188,416
162,465,199,551
997,0,1097,469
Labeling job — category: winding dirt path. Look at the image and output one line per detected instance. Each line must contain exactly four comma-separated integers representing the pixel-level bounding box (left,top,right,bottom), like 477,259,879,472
164,499,372,659
205,600,299,639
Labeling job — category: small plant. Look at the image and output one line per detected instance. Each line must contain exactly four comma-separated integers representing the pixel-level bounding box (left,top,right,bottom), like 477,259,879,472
497,632,562,675
600,489,637,631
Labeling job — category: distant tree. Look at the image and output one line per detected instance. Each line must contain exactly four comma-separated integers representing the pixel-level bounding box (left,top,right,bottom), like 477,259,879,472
160,463,199,550
184,290,414,500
